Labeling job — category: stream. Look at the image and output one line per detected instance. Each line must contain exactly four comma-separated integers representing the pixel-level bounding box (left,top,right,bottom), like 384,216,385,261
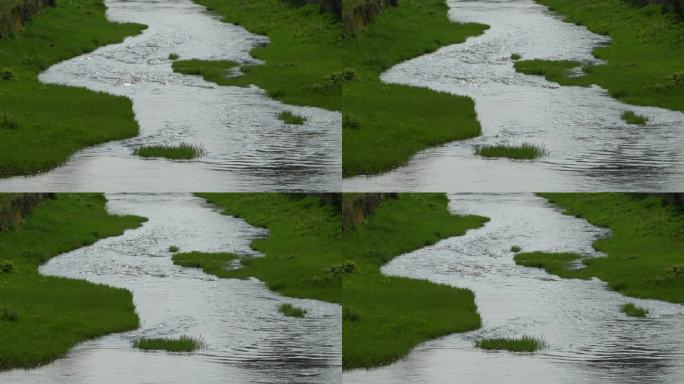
343,194,684,384
0,194,341,384
0,0,340,192
343,0,684,192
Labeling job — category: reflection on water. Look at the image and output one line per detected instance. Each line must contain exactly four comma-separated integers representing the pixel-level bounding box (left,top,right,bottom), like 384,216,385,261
0,0,340,192
0,194,341,384
343,194,684,384
343,0,684,192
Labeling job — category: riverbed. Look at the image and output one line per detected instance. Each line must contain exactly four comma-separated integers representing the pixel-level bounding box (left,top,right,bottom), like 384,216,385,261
343,0,684,192
0,0,340,192
0,194,341,384
343,194,684,384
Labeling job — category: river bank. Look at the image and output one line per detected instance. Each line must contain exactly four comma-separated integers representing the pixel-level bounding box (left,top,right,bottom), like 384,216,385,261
0,194,145,370
0,0,144,177
342,193,488,368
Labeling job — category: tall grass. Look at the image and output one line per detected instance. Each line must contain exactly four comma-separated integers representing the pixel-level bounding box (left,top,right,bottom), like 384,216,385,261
278,111,307,125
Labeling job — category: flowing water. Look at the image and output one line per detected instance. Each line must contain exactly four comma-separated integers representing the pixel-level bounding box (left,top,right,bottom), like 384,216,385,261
0,194,341,384
0,0,340,192
343,194,684,384
343,0,684,192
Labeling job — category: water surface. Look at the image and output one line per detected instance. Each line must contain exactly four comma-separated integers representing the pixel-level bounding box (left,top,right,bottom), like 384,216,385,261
0,194,341,384
344,0,684,192
0,0,340,192
343,194,684,384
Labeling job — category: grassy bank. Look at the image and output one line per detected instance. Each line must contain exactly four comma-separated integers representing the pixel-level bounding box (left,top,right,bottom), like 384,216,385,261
515,0,684,112
343,194,488,369
179,0,340,111
186,194,344,304
0,0,145,177
342,0,488,176
0,194,145,370
515,193,684,304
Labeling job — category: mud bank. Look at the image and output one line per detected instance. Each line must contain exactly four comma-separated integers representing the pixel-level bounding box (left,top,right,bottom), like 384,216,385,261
0,0,54,38
0,193,54,231
342,0,397,34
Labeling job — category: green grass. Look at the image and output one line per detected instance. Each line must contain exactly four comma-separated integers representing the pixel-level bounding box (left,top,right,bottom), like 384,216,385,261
511,53,522,61
621,303,649,318
188,194,344,304
168,53,179,60
172,59,238,81
278,111,306,125
515,193,684,304
0,0,25,14
511,245,522,253
0,194,145,370
180,0,341,111
278,303,307,318
168,245,179,253
342,193,489,369
621,111,649,125
474,143,549,160
342,0,489,176
515,0,684,112
133,335,205,353
0,0,145,177
475,336,546,352
133,143,205,160
172,252,240,277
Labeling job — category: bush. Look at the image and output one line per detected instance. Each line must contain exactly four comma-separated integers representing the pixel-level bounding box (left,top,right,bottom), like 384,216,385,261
0,306,18,322
0,68,15,81
1,260,15,273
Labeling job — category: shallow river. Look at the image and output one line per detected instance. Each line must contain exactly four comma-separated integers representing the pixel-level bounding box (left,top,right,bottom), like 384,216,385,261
344,194,684,384
0,194,341,384
0,0,340,192
343,0,684,192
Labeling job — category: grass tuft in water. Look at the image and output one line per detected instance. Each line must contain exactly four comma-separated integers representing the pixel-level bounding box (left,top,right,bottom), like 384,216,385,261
510,53,522,60
510,245,521,253
133,143,205,160
621,303,649,318
474,143,549,160
168,246,179,253
475,336,546,352
168,53,180,60
133,335,205,352
278,303,307,318
621,111,648,125
278,111,306,125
